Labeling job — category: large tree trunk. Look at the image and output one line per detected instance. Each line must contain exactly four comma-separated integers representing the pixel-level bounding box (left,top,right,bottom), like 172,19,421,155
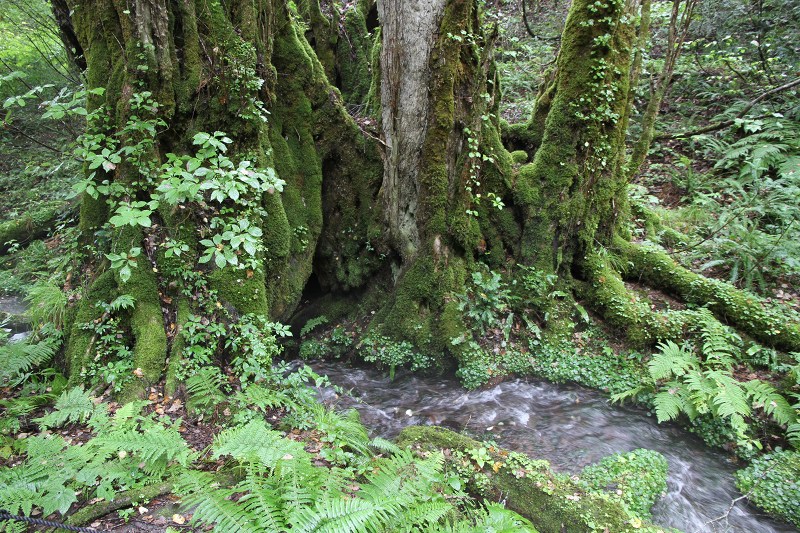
371,0,520,358
61,0,382,396
517,0,636,276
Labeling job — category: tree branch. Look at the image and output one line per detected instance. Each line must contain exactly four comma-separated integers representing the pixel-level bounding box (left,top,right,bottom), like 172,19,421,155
657,77,800,140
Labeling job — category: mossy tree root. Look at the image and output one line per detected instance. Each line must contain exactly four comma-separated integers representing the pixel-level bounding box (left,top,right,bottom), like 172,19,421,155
65,481,173,527
0,201,76,254
580,249,692,347
615,238,800,352
396,426,661,533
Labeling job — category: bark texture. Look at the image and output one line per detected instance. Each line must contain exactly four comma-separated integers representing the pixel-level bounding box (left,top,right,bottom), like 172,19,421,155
380,0,447,262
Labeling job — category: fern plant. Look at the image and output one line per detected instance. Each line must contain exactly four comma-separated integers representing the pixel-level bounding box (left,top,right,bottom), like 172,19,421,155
614,336,799,450
0,330,61,387
688,118,800,290
177,418,532,533
0,400,193,520
34,386,97,429
24,281,67,331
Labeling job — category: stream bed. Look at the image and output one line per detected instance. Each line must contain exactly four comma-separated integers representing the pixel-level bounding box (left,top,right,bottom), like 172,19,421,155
309,360,797,533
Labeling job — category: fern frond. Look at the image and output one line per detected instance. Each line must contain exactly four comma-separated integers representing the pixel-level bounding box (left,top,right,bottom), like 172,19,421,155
310,405,371,458
706,371,751,421
787,421,800,445
24,282,67,330
391,499,452,530
97,424,193,475
35,387,95,429
276,458,324,526
473,502,538,532
213,419,307,468
744,380,797,426
186,366,227,412
649,341,698,381
369,436,401,455
236,467,288,532
653,387,685,423
175,470,258,533
293,496,377,533
235,383,294,412
695,310,740,367
0,337,59,385
610,386,644,404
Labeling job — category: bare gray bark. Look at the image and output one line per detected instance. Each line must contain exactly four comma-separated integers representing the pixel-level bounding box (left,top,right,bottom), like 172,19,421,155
379,0,446,263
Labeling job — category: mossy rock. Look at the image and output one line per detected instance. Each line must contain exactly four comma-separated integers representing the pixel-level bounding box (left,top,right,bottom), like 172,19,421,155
396,426,668,532
510,150,529,164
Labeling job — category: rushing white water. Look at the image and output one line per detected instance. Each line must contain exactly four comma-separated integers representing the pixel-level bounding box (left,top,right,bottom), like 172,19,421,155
309,360,797,533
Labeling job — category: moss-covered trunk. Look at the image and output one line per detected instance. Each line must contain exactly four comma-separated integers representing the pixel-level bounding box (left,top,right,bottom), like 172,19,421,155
372,0,519,361
517,0,636,276
61,0,382,396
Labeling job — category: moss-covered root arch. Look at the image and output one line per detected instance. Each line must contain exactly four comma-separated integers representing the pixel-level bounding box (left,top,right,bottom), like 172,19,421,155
577,237,800,352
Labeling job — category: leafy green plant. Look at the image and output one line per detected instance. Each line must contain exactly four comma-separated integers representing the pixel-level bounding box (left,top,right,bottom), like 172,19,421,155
614,332,798,451
0,401,193,519
24,282,67,330
300,315,329,337
175,418,516,533
105,247,141,283
79,296,137,392
34,386,97,429
300,326,352,361
179,312,290,383
579,449,668,519
359,333,432,380
0,331,61,387
457,269,517,334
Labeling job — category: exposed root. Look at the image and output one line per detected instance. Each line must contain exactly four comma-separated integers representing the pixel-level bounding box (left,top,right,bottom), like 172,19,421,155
65,481,173,527
616,238,800,351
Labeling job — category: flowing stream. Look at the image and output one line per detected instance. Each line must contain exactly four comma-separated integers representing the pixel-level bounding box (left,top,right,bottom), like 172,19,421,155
309,360,797,533
1,294,794,532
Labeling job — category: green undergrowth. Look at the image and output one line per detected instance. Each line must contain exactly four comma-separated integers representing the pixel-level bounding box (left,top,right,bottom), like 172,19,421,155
578,449,668,520
0,327,546,531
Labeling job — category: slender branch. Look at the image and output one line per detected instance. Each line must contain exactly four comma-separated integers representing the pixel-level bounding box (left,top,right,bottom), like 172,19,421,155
521,0,561,42
0,123,63,154
657,77,800,140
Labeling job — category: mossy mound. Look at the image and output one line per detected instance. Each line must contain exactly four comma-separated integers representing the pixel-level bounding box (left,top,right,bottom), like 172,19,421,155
579,448,668,519
736,449,800,527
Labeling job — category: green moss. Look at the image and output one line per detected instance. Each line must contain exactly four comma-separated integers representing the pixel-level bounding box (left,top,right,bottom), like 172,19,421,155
208,266,269,317
335,3,376,105
736,450,800,527
118,229,167,398
517,0,635,273
580,249,688,346
0,201,70,252
164,297,191,396
510,150,528,164
396,426,664,532
64,270,118,385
